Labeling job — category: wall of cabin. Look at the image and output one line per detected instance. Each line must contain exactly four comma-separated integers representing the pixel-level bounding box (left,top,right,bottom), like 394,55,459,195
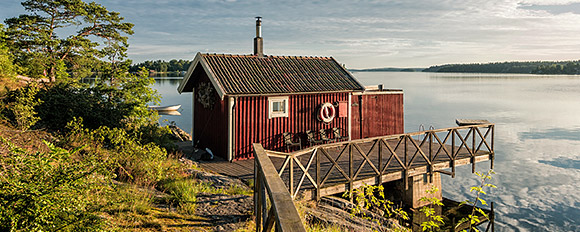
233,92,350,160
192,73,228,159
351,92,404,140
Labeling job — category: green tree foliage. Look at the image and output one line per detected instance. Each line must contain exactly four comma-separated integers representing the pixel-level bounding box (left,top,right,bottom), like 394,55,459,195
0,70,175,149
0,24,18,79
0,138,108,231
129,59,192,75
532,62,580,74
423,61,580,74
4,0,134,81
33,70,160,132
0,83,42,130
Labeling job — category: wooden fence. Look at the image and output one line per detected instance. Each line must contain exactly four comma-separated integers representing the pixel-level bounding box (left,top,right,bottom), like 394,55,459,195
264,124,495,200
253,143,306,232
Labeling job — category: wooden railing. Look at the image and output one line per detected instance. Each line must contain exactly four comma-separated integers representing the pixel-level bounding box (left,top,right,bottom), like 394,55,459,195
253,143,306,232
263,124,495,200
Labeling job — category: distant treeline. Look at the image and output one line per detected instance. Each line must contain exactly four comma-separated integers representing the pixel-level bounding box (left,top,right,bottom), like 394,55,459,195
131,59,580,76
129,59,192,74
423,61,580,74
350,67,424,72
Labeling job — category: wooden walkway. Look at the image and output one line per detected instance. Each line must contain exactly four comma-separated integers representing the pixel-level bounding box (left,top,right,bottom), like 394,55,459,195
200,124,494,201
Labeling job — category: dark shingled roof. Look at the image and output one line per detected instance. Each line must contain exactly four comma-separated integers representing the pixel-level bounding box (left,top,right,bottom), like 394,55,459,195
194,53,364,95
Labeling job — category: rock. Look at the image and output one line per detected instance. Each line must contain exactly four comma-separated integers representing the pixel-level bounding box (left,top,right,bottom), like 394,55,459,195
302,196,404,232
168,125,192,141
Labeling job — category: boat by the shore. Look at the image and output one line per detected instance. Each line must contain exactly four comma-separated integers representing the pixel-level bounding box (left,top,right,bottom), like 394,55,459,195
148,104,181,111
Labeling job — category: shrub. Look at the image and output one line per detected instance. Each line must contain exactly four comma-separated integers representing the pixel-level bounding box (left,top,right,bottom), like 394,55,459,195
63,118,182,186
0,83,42,130
0,138,109,231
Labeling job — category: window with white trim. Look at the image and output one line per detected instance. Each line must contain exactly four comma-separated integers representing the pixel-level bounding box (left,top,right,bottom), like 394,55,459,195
268,96,289,118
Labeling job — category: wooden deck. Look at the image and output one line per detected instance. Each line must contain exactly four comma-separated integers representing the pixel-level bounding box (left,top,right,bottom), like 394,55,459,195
200,124,494,201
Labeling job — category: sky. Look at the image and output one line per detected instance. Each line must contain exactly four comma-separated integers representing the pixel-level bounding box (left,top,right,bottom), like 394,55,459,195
2,0,580,69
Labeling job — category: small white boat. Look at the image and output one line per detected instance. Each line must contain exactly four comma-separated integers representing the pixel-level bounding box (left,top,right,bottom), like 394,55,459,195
148,104,181,111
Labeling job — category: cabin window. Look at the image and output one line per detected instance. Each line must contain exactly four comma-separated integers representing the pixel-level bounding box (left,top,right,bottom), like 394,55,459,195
268,96,289,118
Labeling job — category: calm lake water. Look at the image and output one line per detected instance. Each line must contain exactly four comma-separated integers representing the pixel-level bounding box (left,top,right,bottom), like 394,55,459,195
154,72,580,232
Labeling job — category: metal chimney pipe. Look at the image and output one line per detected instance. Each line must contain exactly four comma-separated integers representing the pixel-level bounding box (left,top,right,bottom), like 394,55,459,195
256,16,262,37
254,16,264,57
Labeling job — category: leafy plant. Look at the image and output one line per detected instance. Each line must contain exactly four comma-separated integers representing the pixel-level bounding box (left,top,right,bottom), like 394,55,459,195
0,137,109,231
63,118,181,186
344,184,409,231
0,24,17,79
418,186,444,231
1,83,42,130
456,170,496,232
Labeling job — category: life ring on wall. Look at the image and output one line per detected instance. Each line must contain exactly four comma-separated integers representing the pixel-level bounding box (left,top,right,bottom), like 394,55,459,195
318,102,336,123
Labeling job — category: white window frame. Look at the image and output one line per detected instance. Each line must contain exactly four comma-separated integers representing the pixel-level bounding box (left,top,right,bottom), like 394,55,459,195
268,96,289,119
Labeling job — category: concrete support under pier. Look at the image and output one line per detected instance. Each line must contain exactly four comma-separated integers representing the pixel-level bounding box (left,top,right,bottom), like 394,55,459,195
386,172,442,208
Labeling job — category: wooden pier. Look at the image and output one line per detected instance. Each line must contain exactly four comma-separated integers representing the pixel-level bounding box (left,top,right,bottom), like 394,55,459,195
202,123,494,202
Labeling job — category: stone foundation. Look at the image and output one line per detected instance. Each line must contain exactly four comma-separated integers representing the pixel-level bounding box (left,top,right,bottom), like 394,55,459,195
385,172,442,208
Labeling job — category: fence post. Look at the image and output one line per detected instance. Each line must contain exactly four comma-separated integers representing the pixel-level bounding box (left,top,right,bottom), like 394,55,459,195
316,149,320,202
451,129,456,178
348,143,353,202
289,156,294,198
378,138,383,185
253,143,306,232
254,160,262,232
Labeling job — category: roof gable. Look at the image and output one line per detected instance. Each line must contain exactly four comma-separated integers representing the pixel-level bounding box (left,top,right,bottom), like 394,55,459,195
178,53,364,98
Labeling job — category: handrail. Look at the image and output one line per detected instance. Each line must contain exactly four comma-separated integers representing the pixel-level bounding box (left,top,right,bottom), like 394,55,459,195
264,124,495,201
253,143,307,232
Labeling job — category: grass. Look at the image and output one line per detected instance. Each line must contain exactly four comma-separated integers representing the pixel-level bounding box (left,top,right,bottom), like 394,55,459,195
160,176,253,214
99,182,211,231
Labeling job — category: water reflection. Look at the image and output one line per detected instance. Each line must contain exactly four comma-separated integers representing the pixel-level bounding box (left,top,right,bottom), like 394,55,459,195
153,72,580,231
520,127,580,141
539,157,580,170
345,72,580,232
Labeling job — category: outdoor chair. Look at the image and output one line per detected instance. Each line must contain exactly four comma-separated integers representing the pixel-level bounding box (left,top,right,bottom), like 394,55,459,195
333,127,347,142
306,130,324,146
283,132,302,152
319,128,335,143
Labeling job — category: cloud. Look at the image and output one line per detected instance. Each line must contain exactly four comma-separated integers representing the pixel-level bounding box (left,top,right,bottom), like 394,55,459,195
3,0,580,66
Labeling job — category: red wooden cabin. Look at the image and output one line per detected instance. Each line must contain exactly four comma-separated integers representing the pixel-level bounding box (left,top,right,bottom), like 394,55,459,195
178,18,403,161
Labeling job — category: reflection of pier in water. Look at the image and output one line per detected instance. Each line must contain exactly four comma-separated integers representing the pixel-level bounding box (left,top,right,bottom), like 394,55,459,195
409,198,493,231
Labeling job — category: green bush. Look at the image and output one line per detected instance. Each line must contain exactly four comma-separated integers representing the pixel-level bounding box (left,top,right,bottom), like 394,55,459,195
0,138,109,231
0,83,42,130
34,82,126,130
63,118,181,186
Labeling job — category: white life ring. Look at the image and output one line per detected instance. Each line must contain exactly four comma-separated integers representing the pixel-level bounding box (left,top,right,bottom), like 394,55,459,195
318,102,336,123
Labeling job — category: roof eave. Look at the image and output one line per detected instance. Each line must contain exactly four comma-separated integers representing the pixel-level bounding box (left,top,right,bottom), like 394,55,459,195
177,53,227,100
330,57,365,91
223,89,362,97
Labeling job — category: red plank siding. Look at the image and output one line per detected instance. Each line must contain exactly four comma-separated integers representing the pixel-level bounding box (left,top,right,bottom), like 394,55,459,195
193,83,228,158
351,93,404,140
233,92,349,160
